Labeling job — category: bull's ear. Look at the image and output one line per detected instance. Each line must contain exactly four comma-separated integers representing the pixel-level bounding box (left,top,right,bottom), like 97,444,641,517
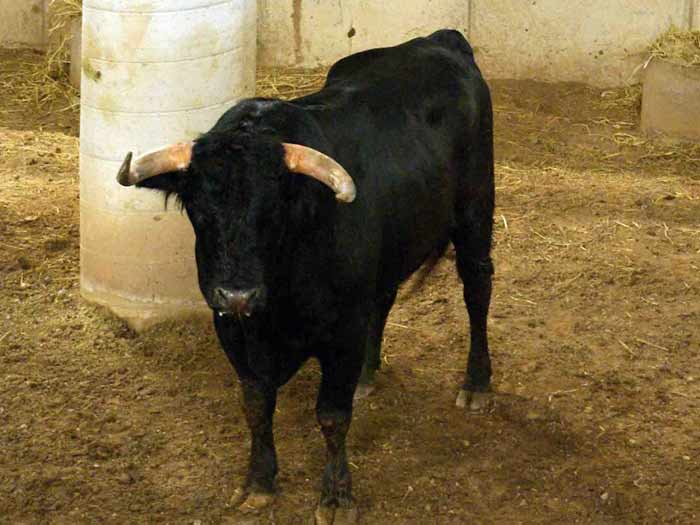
134,171,186,195
135,172,188,209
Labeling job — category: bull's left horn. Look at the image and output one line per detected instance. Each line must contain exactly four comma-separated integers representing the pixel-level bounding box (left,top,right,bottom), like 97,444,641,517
117,142,194,186
282,143,356,203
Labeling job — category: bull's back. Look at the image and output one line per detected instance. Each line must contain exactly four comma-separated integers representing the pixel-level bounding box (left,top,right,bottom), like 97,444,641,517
325,29,476,86
299,31,489,289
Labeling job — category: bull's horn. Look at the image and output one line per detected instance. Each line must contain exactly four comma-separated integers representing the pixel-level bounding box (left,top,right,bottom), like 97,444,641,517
282,143,356,203
117,142,194,186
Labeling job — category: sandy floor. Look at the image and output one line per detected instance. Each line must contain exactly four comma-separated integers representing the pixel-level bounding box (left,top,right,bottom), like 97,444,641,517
1,49,699,524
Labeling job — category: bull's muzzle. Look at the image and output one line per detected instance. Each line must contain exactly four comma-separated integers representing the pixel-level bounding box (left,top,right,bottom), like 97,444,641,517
212,286,262,318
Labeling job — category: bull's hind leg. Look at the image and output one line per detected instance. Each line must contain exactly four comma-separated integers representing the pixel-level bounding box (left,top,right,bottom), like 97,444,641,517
355,288,398,400
452,198,495,412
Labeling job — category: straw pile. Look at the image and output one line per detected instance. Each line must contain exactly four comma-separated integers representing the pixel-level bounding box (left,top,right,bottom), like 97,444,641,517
45,0,82,81
648,26,700,67
256,69,327,99
2,0,82,112
599,27,700,114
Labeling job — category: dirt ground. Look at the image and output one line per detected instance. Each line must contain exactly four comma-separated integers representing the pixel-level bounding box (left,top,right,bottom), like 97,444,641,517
1,49,699,524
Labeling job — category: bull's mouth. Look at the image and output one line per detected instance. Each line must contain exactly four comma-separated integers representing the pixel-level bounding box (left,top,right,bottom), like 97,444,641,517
215,308,252,319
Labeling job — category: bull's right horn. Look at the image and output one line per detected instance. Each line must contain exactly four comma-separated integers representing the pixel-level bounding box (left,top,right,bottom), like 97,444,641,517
282,143,356,203
117,142,194,186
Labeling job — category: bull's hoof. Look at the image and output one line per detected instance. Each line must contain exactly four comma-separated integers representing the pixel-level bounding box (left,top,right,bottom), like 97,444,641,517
455,389,493,412
313,503,359,525
353,383,375,401
230,487,274,513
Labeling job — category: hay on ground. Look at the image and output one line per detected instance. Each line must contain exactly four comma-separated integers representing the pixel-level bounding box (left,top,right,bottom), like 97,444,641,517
648,26,700,67
45,0,82,81
600,84,642,113
1,1,82,112
256,69,327,100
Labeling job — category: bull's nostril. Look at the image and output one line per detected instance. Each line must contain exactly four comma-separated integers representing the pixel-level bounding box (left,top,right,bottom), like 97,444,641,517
213,287,261,315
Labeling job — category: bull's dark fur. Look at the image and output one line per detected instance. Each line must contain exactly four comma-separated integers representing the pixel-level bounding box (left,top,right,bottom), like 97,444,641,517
137,30,494,520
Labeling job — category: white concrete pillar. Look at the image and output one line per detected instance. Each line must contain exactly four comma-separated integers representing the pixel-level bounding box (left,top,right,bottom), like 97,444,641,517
80,0,257,328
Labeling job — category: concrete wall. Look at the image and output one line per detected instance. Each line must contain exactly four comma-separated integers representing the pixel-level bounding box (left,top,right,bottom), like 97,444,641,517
3,0,700,85
257,0,697,86
0,0,46,48
257,0,469,68
471,0,690,86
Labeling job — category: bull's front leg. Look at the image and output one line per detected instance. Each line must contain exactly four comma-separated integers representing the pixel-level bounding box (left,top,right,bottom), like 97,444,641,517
215,316,278,513
314,351,364,525
230,377,278,512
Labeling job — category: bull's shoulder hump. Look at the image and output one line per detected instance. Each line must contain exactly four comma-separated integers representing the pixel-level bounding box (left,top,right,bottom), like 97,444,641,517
325,48,390,84
426,29,474,57
326,29,473,84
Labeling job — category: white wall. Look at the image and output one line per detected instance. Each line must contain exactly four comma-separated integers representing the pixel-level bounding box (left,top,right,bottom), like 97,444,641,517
471,0,689,86
3,0,699,86
257,0,469,68
257,0,697,86
0,0,46,48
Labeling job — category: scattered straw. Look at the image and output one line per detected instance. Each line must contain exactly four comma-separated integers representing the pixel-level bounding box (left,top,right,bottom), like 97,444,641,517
599,84,642,113
0,1,81,113
256,69,328,100
1,51,78,115
648,26,700,67
45,0,82,81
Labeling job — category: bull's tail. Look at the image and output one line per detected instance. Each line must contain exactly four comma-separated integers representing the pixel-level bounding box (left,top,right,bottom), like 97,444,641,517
405,238,451,295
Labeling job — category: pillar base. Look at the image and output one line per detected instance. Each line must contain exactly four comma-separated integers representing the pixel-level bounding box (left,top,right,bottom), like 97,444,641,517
81,287,209,332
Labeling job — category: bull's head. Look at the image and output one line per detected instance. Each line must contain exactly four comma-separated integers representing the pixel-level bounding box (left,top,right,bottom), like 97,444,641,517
116,133,355,318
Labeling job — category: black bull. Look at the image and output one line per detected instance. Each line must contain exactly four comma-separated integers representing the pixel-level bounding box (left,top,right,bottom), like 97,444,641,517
117,29,494,524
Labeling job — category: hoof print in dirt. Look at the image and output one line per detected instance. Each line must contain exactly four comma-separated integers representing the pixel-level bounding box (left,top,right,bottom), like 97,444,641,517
313,504,359,525
353,383,375,401
455,389,493,412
